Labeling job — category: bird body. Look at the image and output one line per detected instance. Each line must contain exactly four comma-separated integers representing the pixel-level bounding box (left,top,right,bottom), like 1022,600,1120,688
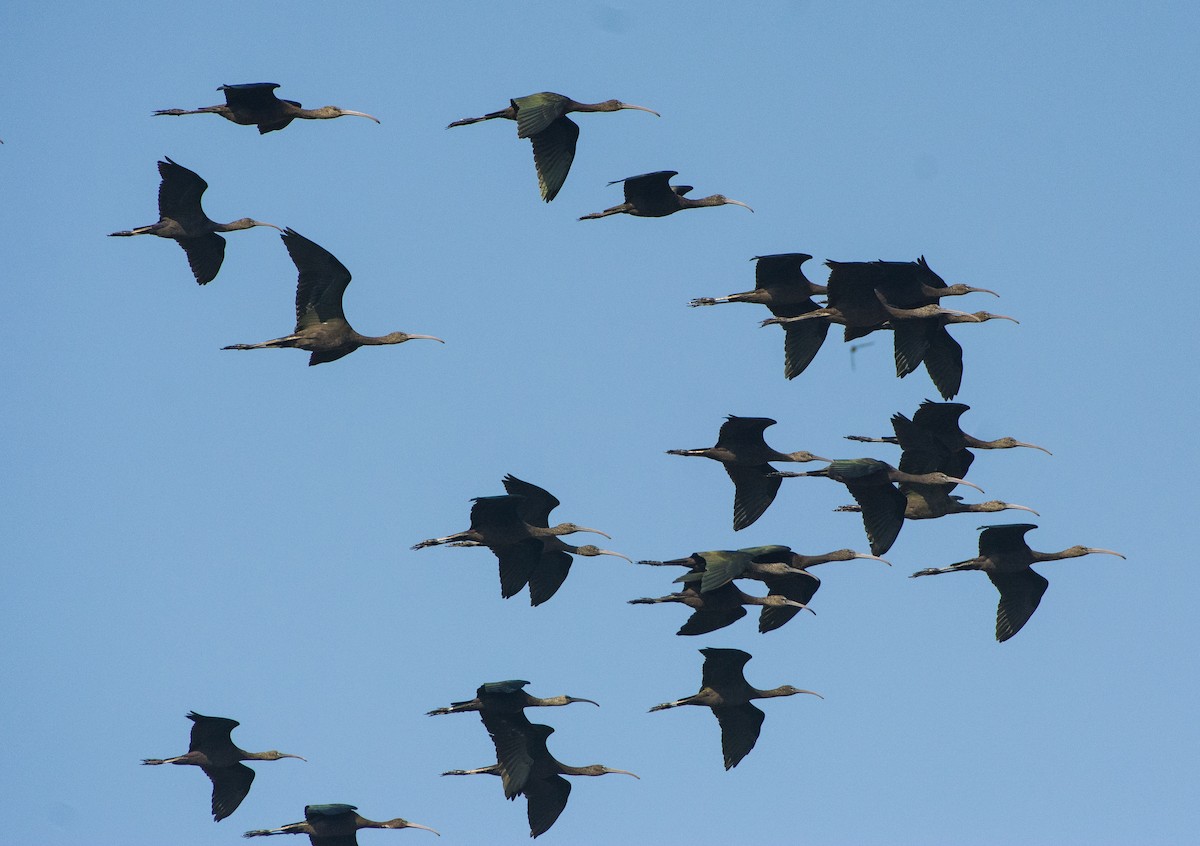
579,171,753,219
667,415,829,530
109,158,280,285
155,83,379,134
447,92,658,201
243,803,439,842
649,648,821,769
628,580,813,635
142,712,304,821
427,679,599,717
910,523,1125,641
222,229,443,365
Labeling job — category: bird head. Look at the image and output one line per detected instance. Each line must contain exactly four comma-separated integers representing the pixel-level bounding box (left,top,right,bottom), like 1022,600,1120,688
573,545,632,562
380,332,446,345
312,106,381,123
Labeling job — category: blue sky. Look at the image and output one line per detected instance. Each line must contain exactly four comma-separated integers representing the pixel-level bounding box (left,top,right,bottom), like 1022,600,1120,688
4,3,1198,844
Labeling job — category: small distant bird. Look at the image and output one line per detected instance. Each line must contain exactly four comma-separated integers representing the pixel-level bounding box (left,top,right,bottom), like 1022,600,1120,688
109,158,280,285
911,523,1125,641
426,679,599,717
222,229,444,365
154,83,380,134
447,92,659,202
579,171,753,219
142,712,304,821
244,803,439,842
650,648,822,769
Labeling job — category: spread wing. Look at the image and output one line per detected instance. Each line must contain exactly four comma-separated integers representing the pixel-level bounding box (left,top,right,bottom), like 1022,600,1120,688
282,229,351,330
989,568,1050,642
176,234,226,285
530,116,579,202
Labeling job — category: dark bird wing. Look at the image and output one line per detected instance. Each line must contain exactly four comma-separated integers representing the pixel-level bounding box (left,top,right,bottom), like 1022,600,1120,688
843,479,907,556
712,703,766,769
220,83,283,111
696,550,752,592
513,93,570,138
978,524,1038,558
187,712,239,753
529,117,579,202
989,568,1050,642
483,712,537,799
501,475,560,527
780,317,830,379
890,319,932,377
307,347,356,367
524,774,572,838
204,762,254,821
527,548,572,606
678,593,747,636
495,537,543,599
725,464,782,531
922,325,964,399
158,158,209,223
699,647,752,689
176,234,227,286
618,171,678,211
716,415,776,448
282,229,351,330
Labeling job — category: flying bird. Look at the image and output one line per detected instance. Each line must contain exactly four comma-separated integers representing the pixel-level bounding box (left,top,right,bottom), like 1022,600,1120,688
142,712,304,822
155,83,380,134
649,648,822,769
910,523,1125,641
689,254,831,378
427,679,599,717
579,171,753,219
109,157,280,285
447,92,658,201
222,229,444,365
243,803,438,842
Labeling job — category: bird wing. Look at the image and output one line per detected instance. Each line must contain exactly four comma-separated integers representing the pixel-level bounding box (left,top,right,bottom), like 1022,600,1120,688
529,116,579,202
844,480,907,556
187,712,238,753
527,548,573,606
696,550,752,593
176,233,227,286
157,158,210,223
978,524,1038,558
483,712,537,799
781,319,831,379
501,475,560,527
911,400,970,437
699,647,752,689
678,598,747,636
989,568,1050,642
307,348,355,367
754,253,814,291
282,229,352,329
921,325,964,400
512,92,570,138
890,319,932,377
712,703,766,769
204,762,254,821
495,537,542,599
758,573,820,633
523,773,572,838
716,415,775,448
220,83,283,111
725,464,782,531
619,170,677,202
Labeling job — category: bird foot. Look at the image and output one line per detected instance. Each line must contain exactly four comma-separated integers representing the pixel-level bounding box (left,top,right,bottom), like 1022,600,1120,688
688,297,717,307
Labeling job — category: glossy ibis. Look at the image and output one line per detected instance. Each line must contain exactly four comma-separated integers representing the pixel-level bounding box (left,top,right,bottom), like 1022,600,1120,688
442,721,637,838
109,158,280,285
847,400,1051,480
579,171,753,219
222,229,444,365
667,415,829,530
243,804,438,841
689,254,831,378
427,679,599,717
155,83,379,134
649,648,822,769
775,458,982,555
628,579,813,635
142,712,304,821
911,523,1125,641
447,92,658,202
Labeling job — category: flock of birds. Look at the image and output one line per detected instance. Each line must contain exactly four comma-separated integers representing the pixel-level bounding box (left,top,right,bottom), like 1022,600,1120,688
126,83,1122,841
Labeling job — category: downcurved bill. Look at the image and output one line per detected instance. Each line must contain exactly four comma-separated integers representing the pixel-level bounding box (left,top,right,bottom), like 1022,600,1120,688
724,198,754,213
854,553,892,566
1084,547,1126,559
598,549,634,563
399,821,440,836
1014,440,1052,455
407,334,446,343
618,103,661,117
945,476,984,493
343,109,382,123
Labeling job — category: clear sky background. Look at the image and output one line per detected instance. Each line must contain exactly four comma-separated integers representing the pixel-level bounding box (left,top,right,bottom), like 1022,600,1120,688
4,2,1198,844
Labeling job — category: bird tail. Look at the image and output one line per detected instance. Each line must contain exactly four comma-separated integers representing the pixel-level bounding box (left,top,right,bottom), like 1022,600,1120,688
108,224,159,237
446,108,511,129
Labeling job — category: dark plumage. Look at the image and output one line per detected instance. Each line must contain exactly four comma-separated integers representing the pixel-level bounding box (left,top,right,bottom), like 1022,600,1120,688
155,83,379,134
142,712,304,821
243,803,438,842
222,229,444,365
579,171,753,219
108,158,280,285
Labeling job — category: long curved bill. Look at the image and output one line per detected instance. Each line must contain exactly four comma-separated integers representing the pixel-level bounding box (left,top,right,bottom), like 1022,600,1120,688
618,103,661,117
725,199,754,213
408,334,446,343
599,550,634,562
854,553,892,566
945,476,985,493
1014,440,1052,455
344,109,382,123
576,526,612,539
1084,548,1126,559
402,821,441,836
